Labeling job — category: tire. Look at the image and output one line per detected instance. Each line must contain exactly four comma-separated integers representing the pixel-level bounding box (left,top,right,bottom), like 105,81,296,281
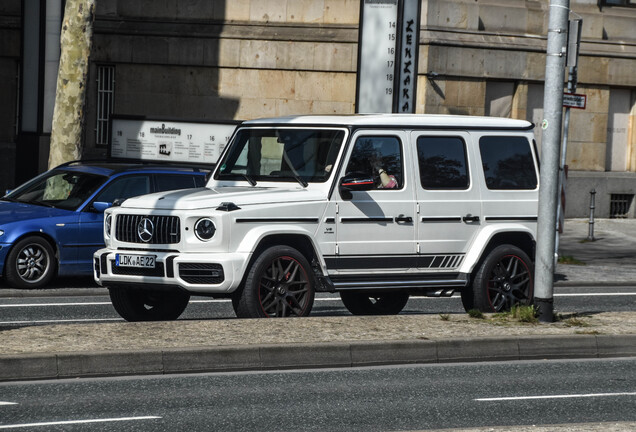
5,236,56,289
109,286,190,322
340,291,409,315
232,246,315,318
463,244,534,313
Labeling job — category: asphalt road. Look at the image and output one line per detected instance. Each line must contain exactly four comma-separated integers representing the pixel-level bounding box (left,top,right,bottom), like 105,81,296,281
1,284,635,327
0,358,634,431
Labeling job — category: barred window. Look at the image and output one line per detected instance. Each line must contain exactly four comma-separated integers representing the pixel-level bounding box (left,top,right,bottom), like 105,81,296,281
600,0,635,6
96,65,115,146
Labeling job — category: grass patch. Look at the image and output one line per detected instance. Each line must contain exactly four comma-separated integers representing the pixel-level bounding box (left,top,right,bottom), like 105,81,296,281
557,255,585,265
493,305,538,324
439,314,450,321
468,309,485,319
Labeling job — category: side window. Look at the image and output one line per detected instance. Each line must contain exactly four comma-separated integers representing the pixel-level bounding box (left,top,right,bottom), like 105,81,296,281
479,136,538,190
345,136,403,189
417,136,469,189
93,175,150,204
155,174,202,192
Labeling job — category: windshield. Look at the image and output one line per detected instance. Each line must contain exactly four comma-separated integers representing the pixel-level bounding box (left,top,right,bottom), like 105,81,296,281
4,170,107,211
214,128,345,184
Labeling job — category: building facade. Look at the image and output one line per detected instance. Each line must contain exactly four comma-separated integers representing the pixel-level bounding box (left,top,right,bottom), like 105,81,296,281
1,0,635,217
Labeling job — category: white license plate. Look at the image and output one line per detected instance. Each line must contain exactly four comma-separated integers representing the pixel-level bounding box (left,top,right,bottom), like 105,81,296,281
115,254,156,268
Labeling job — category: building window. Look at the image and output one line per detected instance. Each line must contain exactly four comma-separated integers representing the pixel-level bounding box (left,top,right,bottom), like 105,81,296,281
485,82,514,118
96,65,115,146
610,194,634,218
600,0,635,6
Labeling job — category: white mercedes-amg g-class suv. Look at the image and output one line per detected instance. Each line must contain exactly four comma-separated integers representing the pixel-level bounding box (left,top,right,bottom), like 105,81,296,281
94,114,539,321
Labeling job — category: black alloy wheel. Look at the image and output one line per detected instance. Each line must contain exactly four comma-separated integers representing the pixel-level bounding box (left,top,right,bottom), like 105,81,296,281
5,236,56,289
464,244,534,312
233,246,315,318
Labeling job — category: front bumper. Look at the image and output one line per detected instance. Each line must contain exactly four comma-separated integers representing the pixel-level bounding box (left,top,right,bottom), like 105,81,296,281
93,249,250,294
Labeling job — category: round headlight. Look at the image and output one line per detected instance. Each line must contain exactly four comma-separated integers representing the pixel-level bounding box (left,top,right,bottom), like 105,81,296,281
104,214,112,238
194,218,216,241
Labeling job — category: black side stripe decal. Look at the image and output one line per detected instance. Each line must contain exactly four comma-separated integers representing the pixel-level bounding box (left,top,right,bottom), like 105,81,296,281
235,218,319,223
485,216,538,222
340,217,394,223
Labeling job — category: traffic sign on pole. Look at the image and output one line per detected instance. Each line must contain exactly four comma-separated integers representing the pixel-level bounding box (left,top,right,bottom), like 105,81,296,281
563,92,586,109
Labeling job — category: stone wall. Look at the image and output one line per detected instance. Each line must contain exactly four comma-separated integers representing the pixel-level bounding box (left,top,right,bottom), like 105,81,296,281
84,0,361,154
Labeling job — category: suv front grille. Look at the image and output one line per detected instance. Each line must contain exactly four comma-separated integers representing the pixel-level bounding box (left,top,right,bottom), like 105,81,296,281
115,214,181,244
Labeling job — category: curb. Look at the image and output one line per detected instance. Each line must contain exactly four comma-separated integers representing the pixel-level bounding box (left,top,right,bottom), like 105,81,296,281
2,334,635,382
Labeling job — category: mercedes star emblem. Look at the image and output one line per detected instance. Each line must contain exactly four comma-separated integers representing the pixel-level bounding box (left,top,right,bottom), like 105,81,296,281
137,218,154,242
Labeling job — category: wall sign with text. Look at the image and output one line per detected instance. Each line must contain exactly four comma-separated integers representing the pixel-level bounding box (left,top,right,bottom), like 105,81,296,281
356,0,421,114
109,117,239,164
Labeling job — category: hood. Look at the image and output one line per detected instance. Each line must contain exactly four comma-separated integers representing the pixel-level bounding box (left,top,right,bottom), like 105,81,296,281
119,186,328,210
0,200,73,226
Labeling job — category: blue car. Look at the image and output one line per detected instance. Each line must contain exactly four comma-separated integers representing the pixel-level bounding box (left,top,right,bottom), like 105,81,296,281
0,160,209,289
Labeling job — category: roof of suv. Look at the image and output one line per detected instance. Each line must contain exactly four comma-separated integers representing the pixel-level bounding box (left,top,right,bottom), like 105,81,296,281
243,114,534,130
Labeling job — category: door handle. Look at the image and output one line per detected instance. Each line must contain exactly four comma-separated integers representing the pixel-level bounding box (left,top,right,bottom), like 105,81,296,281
462,214,480,223
395,215,413,223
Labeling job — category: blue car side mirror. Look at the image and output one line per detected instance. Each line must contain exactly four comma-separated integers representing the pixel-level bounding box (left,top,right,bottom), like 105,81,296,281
92,201,112,212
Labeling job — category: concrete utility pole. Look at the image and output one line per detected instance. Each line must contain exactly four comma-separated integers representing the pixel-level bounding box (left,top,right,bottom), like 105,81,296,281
535,0,570,323
48,0,96,169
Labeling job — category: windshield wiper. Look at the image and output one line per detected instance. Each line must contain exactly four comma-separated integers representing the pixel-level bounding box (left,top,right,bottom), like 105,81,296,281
33,201,56,208
241,174,257,186
289,173,308,188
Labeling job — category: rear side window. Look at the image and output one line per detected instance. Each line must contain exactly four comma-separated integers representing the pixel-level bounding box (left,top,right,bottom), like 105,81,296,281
94,175,151,203
479,136,537,190
155,174,203,192
417,136,469,189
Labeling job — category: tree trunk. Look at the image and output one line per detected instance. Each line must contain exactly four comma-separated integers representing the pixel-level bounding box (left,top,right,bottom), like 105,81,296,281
47,0,96,170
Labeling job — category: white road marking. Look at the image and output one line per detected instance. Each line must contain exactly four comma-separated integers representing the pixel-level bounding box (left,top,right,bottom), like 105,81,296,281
0,302,112,308
475,392,636,402
1,292,635,309
0,318,120,325
0,402,18,406
554,293,636,296
0,416,161,429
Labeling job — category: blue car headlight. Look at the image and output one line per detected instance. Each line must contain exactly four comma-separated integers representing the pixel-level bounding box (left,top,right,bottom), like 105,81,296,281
104,214,112,239
0,230,4,237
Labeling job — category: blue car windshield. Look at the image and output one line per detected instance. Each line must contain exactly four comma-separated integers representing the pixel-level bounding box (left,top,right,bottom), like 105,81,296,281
4,170,107,211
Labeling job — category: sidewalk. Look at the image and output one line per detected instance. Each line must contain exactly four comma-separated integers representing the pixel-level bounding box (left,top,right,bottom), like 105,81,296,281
556,218,636,285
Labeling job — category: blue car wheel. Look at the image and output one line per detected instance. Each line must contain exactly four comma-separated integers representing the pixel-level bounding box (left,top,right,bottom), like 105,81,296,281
5,236,56,289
